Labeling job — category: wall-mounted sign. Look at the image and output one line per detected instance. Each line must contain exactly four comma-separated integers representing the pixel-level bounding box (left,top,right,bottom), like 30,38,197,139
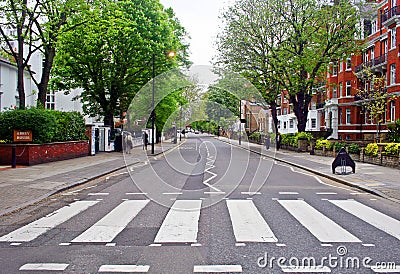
13,130,32,142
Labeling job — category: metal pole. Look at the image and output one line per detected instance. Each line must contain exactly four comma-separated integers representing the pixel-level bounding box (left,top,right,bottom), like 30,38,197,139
179,106,182,141
11,145,16,168
151,54,155,154
239,99,242,145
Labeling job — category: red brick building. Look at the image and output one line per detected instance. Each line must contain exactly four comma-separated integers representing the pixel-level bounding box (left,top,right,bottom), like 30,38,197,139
325,0,400,140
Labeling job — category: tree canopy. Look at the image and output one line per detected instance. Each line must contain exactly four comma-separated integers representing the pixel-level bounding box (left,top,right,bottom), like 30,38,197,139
51,0,190,127
0,0,85,108
215,0,363,132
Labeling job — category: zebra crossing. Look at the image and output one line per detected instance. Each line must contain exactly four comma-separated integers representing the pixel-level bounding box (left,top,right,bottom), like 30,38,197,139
1,197,400,246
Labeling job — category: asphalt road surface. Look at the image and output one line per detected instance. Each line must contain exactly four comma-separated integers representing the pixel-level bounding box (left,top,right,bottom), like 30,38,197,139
0,134,399,273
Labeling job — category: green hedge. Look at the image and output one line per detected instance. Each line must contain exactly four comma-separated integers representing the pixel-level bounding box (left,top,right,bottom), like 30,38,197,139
387,119,400,142
382,143,400,156
365,143,378,157
281,132,313,147
0,108,86,144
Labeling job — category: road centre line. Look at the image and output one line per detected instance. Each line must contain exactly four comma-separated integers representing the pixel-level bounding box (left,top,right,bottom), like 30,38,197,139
19,263,69,271
281,265,331,273
241,192,261,195
193,265,242,273
98,265,150,273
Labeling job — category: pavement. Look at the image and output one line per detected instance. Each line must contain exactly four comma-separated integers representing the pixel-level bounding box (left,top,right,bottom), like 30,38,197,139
0,135,399,217
0,141,177,217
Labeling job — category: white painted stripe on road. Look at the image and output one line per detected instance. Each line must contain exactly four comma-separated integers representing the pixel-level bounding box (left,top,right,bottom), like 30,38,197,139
371,265,400,273
227,200,277,243
281,266,331,273
162,192,182,195
126,193,147,195
19,263,69,271
278,200,361,243
241,192,261,195
362,243,375,247
279,192,299,195
193,265,242,273
329,200,400,240
0,201,98,242
313,176,350,191
316,192,337,195
98,265,150,272
71,200,149,243
154,200,202,243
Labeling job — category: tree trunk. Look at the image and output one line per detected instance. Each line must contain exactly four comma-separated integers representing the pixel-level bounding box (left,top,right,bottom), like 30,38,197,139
269,101,279,134
103,111,114,130
17,61,25,109
291,89,312,133
37,47,56,108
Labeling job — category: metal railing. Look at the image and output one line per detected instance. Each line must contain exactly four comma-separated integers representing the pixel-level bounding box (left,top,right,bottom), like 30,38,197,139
381,5,400,24
354,53,387,73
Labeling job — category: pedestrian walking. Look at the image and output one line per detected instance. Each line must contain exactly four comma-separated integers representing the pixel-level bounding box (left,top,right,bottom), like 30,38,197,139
143,131,149,150
126,133,133,154
265,133,271,150
276,132,281,151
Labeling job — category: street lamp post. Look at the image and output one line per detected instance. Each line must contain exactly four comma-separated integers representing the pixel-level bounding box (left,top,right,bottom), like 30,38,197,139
151,54,155,154
239,99,242,145
151,51,176,154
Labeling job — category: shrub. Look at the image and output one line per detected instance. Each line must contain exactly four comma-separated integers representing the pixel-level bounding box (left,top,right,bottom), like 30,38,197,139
249,132,261,139
281,134,292,146
315,139,334,150
365,143,378,157
382,143,400,156
296,131,312,141
52,111,86,142
334,142,347,152
387,119,400,142
0,108,86,144
348,143,361,154
0,108,57,143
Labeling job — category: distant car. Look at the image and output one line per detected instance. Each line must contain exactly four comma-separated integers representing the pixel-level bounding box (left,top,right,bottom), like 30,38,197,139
195,130,199,134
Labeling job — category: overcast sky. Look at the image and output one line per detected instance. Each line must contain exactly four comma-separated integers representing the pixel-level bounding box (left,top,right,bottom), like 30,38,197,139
159,0,233,66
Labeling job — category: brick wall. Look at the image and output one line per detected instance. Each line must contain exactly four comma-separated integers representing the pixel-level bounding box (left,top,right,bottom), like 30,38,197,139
0,141,89,166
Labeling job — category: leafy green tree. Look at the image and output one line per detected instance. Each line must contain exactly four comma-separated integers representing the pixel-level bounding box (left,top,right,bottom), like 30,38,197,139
51,0,189,128
356,66,392,142
387,119,400,143
215,0,362,132
0,0,34,109
0,0,85,108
